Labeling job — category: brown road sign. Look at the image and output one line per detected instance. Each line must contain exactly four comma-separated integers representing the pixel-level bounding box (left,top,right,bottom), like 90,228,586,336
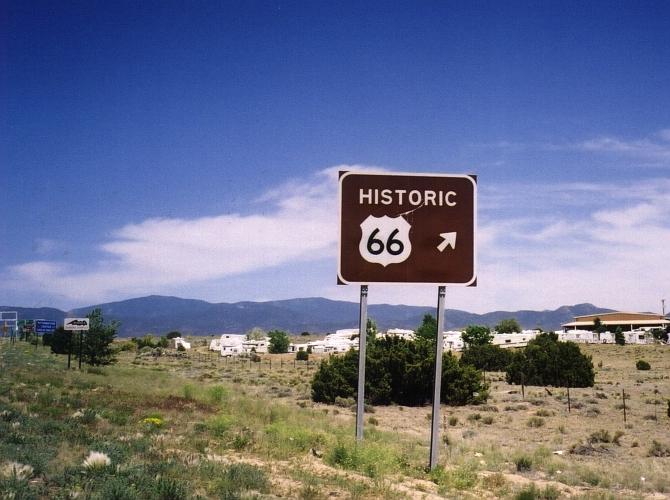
338,171,477,285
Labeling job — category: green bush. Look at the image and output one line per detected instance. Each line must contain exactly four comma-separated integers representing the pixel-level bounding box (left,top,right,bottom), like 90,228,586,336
311,337,488,406
635,359,651,370
460,344,513,371
296,350,309,361
505,333,594,388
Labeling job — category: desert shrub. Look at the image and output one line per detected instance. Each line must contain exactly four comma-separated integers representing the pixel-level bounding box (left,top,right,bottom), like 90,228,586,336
460,344,513,371
588,429,611,444
514,483,560,500
215,463,269,497
311,337,488,406
515,455,533,472
153,477,189,500
612,430,624,445
505,333,594,388
636,359,651,370
296,350,309,361
448,416,459,426
334,396,355,408
527,417,545,428
648,440,670,457
482,415,494,425
207,385,228,404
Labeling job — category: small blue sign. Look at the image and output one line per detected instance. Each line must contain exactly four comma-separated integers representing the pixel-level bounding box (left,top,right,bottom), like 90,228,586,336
35,320,57,334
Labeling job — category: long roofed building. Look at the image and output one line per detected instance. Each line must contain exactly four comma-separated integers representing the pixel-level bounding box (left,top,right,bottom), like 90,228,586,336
562,311,669,332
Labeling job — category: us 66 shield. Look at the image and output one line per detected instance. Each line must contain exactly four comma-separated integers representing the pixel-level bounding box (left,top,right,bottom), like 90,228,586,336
338,171,476,285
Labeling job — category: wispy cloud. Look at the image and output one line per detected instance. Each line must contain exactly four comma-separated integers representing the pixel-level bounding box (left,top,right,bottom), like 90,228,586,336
574,129,670,165
10,168,340,303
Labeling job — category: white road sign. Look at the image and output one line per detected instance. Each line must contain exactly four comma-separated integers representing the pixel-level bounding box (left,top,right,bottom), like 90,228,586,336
64,318,90,331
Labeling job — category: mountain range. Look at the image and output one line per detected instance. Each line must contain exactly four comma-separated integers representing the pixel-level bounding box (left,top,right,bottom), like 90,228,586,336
0,295,614,337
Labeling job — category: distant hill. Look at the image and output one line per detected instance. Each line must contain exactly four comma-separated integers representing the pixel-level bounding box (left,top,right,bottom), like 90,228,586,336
1,295,614,337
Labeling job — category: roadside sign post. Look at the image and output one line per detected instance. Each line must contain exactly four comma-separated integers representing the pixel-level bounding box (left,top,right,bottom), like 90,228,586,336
429,286,447,468
355,284,368,442
0,312,18,344
338,171,476,469
64,318,90,370
35,320,57,350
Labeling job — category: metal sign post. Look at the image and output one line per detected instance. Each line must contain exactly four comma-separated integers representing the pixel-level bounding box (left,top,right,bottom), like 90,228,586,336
356,284,369,442
429,286,447,469
338,171,477,461
64,318,90,370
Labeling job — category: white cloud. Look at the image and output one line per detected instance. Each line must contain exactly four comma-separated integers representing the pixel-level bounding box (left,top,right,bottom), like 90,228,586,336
8,167,670,316
11,168,339,303
575,129,670,165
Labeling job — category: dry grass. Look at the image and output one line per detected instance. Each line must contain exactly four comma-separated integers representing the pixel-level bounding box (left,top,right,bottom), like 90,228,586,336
2,339,669,498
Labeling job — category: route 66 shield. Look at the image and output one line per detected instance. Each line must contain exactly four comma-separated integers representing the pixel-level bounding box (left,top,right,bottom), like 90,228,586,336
359,215,412,267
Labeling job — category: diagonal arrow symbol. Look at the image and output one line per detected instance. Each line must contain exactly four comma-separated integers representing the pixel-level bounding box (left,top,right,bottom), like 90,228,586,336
437,232,457,252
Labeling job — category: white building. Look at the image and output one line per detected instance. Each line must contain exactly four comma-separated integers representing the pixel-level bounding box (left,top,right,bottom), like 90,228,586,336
382,328,416,341
170,337,191,350
443,331,465,351
492,330,540,349
218,334,246,356
242,338,269,354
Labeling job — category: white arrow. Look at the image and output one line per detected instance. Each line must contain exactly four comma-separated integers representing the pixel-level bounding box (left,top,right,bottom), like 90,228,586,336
437,232,457,252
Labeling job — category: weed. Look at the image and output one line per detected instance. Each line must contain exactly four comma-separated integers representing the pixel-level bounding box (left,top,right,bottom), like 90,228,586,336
182,384,195,400
153,477,189,500
215,463,269,497
648,440,670,457
612,430,624,445
527,416,545,428
514,483,560,500
482,415,494,425
207,385,228,404
588,430,611,444
448,416,459,426
515,455,533,472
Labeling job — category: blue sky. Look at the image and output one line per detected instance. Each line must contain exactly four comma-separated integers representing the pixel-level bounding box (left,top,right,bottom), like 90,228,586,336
2,1,669,314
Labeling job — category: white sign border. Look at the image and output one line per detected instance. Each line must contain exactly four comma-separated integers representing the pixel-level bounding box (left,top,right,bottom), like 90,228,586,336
337,170,478,287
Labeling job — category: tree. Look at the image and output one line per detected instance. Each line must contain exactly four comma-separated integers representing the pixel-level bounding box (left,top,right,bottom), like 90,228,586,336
296,349,309,361
460,344,513,371
48,326,73,355
166,331,181,339
415,314,437,341
268,329,290,354
462,325,493,346
311,336,488,406
246,327,265,341
495,318,521,334
593,317,606,334
81,309,119,366
505,332,595,388
614,326,625,345
651,328,668,343
366,318,378,340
